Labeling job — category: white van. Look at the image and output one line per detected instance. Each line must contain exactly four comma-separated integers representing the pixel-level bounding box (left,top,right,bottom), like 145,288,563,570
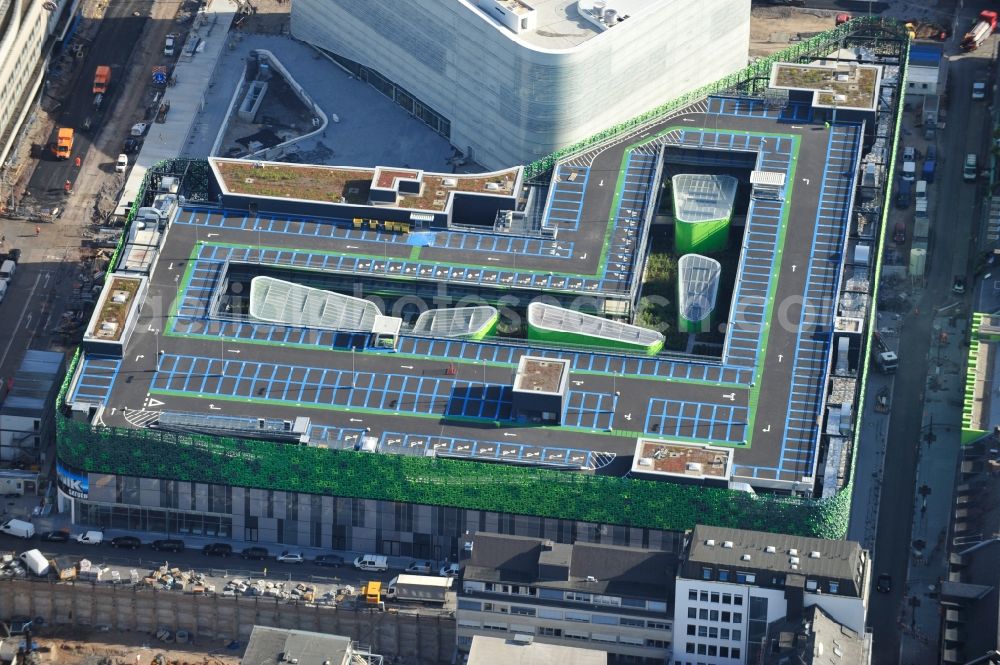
75,530,104,545
915,180,927,201
164,34,176,57
964,154,978,182
0,518,35,539
19,549,50,576
353,554,389,572
0,259,15,282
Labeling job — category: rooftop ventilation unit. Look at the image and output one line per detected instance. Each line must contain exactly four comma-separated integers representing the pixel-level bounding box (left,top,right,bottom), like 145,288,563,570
741,554,752,561
765,546,776,554
809,551,821,559
705,539,716,547
789,549,799,556
723,541,734,548
790,556,800,565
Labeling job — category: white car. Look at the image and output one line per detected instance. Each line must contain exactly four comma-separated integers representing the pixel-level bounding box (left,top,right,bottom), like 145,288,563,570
115,154,128,173
439,562,460,577
405,560,434,574
276,551,305,564
130,123,148,137
164,34,176,57
973,81,987,100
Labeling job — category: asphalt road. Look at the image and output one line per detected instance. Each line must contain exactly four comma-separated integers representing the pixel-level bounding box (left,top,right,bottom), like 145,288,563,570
866,44,992,663
28,0,149,210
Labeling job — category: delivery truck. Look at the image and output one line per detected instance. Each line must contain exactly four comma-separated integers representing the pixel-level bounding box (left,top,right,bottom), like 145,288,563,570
385,574,452,604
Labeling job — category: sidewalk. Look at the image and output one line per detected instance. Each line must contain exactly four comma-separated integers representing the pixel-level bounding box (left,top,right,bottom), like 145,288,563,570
898,311,965,664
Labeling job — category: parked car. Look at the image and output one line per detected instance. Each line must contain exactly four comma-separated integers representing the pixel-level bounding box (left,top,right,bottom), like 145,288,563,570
313,554,344,568
276,551,305,564
439,562,460,577
38,530,69,543
405,560,434,574
110,536,141,549
894,179,912,209
123,137,141,154
202,543,233,557
876,573,892,593
953,275,967,295
241,546,269,560
115,153,128,173
893,222,906,245
150,539,185,553
902,145,916,161
973,81,987,100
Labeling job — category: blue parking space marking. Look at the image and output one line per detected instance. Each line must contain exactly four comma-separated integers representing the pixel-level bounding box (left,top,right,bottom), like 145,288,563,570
379,432,608,469
174,210,573,260
174,240,603,311
169,243,758,388
722,136,791,368
707,96,813,123
601,152,657,290
563,391,615,431
70,356,122,405
774,125,859,477
151,353,516,424
445,385,513,420
542,165,589,231
644,398,748,444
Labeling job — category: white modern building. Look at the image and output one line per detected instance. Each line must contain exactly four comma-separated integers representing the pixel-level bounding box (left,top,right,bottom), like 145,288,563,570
672,526,871,665
0,0,77,171
291,0,751,168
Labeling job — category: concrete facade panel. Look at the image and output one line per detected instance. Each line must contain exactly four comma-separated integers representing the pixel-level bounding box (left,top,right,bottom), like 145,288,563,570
290,0,750,168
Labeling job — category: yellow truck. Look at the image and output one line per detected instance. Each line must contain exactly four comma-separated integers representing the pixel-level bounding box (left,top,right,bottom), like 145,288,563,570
361,581,382,605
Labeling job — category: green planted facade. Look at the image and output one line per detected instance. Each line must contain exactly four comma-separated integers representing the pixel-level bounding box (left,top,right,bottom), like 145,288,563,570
962,312,992,445
55,353,847,538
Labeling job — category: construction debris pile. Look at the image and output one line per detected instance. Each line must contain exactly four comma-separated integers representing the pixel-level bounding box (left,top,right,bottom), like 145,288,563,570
143,564,216,594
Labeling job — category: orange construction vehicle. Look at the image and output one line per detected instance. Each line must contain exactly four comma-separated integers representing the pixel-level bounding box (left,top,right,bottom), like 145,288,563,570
53,128,74,159
962,10,997,51
92,65,111,95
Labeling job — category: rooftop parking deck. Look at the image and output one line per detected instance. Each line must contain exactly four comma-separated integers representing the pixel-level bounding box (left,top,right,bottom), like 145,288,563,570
68,84,868,494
